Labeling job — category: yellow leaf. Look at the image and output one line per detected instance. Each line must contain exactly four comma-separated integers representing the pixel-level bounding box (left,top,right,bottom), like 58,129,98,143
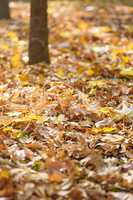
77,66,84,74
18,74,30,86
14,114,44,123
78,21,88,30
56,68,65,77
29,114,43,121
11,53,22,68
87,67,94,76
0,170,10,179
3,127,13,132
89,88,96,96
113,113,124,122
2,44,9,50
92,127,117,134
99,107,112,115
122,56,129,63
110,53,117,61
92,127,101,134
113,48,125,55
102,127,117,133
60,31,70,38
120,67,133,78
7,31,18,42
89,80,106,88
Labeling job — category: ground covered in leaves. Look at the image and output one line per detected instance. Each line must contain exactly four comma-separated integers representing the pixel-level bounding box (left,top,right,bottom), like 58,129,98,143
0,1,133,200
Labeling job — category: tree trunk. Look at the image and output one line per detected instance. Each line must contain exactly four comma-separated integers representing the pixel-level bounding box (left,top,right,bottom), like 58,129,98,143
0,0,10,19
29,0,50,64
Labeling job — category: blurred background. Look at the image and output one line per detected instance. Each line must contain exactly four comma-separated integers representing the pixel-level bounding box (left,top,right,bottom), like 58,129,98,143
10,0,133,6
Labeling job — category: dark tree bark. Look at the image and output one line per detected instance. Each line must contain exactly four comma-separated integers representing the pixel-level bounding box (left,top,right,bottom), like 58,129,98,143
0,0,10,19
29,0,50,64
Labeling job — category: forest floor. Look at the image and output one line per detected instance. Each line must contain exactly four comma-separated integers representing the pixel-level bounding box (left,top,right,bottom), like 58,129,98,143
0,1,133,200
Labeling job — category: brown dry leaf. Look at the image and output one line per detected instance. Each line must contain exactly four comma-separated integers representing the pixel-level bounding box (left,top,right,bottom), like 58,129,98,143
70,187,84,200
48,172,64,183
0,184,14,197
0,169,14,197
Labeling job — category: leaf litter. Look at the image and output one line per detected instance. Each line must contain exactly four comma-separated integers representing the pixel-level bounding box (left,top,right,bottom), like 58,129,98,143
0,1,133,200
